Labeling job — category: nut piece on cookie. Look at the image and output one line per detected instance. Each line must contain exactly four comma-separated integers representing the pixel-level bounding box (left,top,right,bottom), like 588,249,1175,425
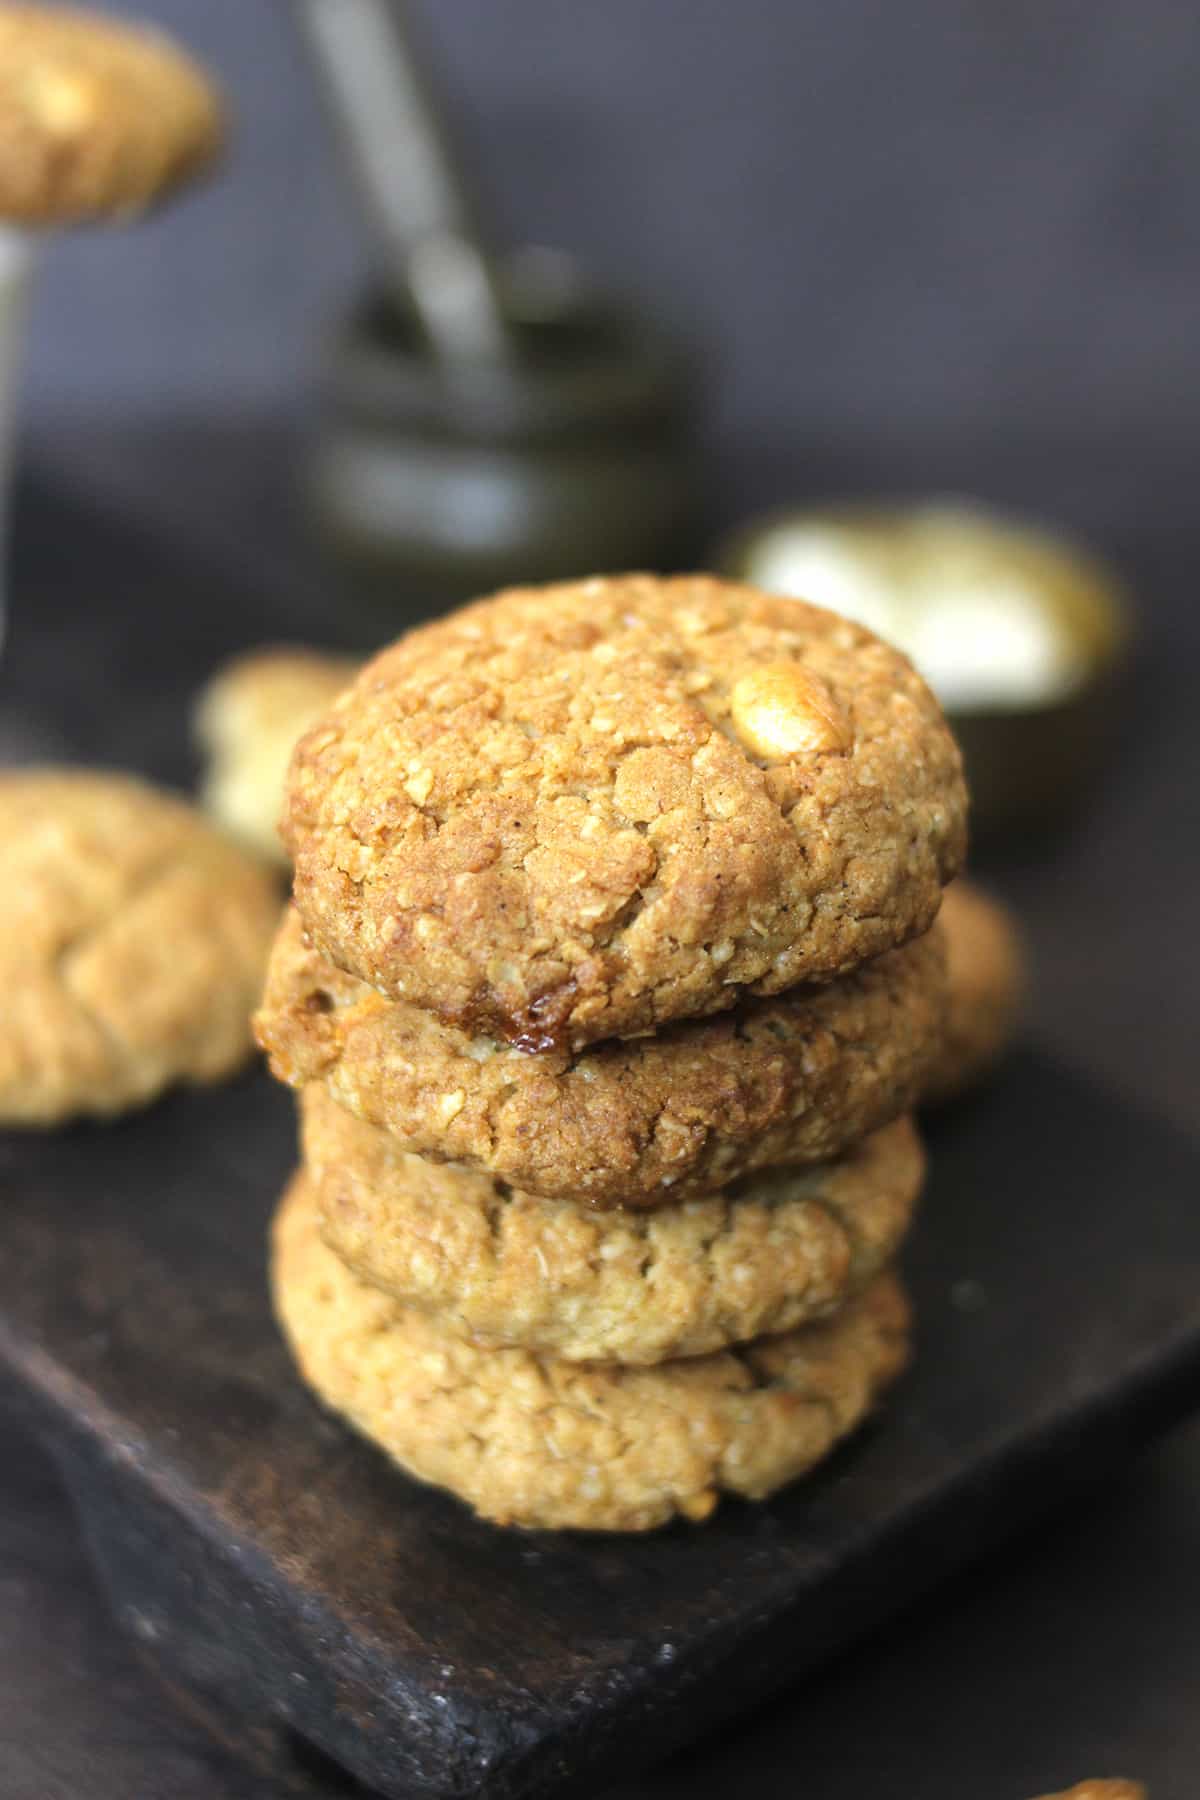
195,646,359,867
271,1170,912,1532
924,877,1025,1106
0,4,225,224
257,904,947,1207
305,1086,926,1365
1031,1783,1145,1800
729,661,850,758
283,574,967,1051
0,768,280,1125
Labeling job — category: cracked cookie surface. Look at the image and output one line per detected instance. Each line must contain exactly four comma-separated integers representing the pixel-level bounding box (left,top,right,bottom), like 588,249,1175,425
258,904,946,1207
284,575,966,1050
305,1088,923,1364
925,877,1024,1105
0,768,280,1124
272,1169,911,1531
195,646,358,866
0,4,224,223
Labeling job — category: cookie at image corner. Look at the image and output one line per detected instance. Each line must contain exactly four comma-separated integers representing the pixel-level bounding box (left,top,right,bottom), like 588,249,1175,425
283,574,967,1052
0,768,280,1125
1031,1784,1145,1800
258,904,947,1208
271,1169,912,1533
0,3,225,225
305,1085,925,1366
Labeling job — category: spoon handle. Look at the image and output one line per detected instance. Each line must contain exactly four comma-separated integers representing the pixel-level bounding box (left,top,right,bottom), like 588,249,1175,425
294,0,512,363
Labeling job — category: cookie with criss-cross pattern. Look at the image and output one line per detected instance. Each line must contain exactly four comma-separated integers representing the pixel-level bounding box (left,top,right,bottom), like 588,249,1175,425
0,3,224,224
257,904,946,1207
283,574,966,1051
0,768,278,1124
305,1086,924,1365
272,1169,911,1532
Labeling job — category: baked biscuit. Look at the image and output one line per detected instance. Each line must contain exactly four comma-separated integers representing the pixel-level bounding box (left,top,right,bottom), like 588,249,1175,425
258,905,946,1207
305,1087,923,1364
0,4,224,224
0,769,279,1125
925,877,1024,1105
1032,1785,1144,1800
195,646,358,866
272,1170,911,1532
284,575,966,1050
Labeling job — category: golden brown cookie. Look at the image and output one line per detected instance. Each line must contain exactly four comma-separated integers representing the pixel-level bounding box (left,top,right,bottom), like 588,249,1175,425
0,768,279,1125
272,1169,911,1532
305,1087,924,1364
284,574,966,1051
924,877,1024,1105
0,3,224,224
258,906,946,1207
1031,1784,1144,1800
195,646,358,866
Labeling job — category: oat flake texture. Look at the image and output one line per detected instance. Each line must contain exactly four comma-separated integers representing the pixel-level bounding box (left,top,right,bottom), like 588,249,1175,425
284,574,967,1051
257,904,947,1207
272,1169,912,1532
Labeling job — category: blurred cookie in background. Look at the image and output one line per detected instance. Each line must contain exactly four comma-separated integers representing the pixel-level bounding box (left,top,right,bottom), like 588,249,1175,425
0,7,227,650
1031,1784,1144,1800
195,647,358,867
0,768,279,1125
924,877,1025,1106
0,2,225,224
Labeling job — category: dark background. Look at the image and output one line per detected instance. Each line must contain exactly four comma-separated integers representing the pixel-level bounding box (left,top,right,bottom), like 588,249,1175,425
5,3,1200,1796
29,0,1200,531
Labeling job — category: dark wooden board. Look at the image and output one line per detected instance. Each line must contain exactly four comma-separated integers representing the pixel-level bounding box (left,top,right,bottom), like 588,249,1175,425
2,1050,1200,1800
3,477,1200,1800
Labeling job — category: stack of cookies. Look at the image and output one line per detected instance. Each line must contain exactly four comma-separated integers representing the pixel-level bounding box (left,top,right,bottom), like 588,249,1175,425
257,575,967,1531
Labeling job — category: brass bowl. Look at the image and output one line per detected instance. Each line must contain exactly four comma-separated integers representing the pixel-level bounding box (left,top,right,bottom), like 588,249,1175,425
715,501,1132,837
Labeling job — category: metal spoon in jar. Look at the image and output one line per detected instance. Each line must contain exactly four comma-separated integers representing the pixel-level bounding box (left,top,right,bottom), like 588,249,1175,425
293,0,513,367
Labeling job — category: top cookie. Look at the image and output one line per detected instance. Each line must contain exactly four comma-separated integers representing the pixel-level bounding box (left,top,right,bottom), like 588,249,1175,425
195,646,358,867
285,575,966,1050
0,768,279,1124
0,4,224,224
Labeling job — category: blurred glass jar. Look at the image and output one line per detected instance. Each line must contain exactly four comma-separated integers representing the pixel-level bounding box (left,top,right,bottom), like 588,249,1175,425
306,254,697,613
0,228,35,648
718,501,1130,836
